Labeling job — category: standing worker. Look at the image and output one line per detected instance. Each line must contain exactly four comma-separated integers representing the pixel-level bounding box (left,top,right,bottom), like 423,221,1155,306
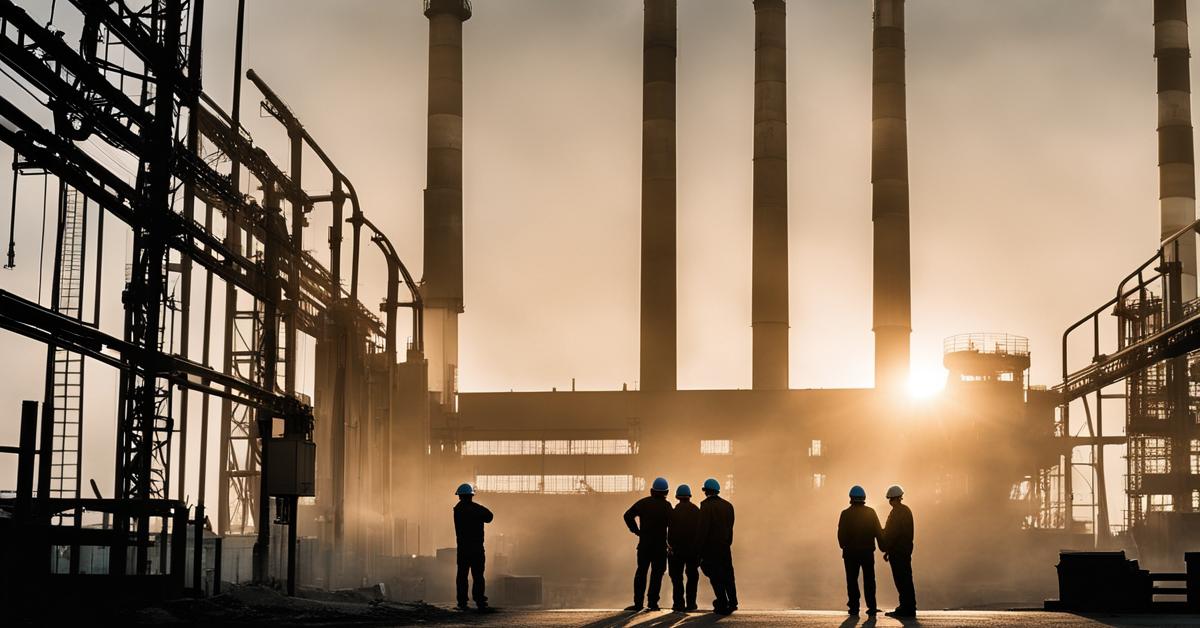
453,483,494,611
695,478,737,615
623,476,673,611
667,484,701,612
837,485,883,616
882,484,917,618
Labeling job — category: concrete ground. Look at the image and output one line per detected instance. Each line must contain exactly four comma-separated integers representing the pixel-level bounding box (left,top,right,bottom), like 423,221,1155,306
418,609,1200,628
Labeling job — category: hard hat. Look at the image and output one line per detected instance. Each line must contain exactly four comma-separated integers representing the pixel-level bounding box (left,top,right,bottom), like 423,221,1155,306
676,484,692,498
702,478,721,493
886,484,904,499
455,483,475,496
849,485,867,501
651,477,670,492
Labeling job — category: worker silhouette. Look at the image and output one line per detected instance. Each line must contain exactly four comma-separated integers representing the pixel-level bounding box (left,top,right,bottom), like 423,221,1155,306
453,483,494,611
695,477,737,615
882,484,917,618
837,485,883,616
623,476,673,611
667,484,701,612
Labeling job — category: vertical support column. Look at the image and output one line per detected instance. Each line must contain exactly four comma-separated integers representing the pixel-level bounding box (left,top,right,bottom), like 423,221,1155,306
751,0,788,391
422,0,470,406
1157,0,1198,301
640,0,677,393
872,0,911,392
252,190,284,584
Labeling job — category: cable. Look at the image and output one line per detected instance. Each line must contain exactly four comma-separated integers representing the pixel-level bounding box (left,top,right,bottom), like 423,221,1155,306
37,172,47,304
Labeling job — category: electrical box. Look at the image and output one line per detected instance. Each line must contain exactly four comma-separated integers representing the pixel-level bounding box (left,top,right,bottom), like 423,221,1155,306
266,439,316,496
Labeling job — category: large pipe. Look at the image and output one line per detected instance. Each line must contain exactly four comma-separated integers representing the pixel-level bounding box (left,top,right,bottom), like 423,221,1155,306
1156,0,1198,301
751,0,788,391
640,0,677,392
871,0,911,392
423,0,470,403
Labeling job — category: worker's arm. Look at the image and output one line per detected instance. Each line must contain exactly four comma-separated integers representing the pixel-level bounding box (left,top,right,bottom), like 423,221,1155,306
480,504,494,524
728,504,735,544
623,503,640,535
880,509,893,552
837,511,847,549
872,511,885,549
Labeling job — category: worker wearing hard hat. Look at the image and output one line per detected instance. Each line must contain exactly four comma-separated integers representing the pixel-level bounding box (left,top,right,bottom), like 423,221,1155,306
882,484,917,618
695,477,737,615
837,485,884,616
667,484,701,612
453,483,494,611
622,476,673,611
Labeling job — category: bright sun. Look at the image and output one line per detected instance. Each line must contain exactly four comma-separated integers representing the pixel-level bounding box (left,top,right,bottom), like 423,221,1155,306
907,366,948,399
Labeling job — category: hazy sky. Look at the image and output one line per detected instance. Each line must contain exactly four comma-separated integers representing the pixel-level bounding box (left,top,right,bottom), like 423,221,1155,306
173,0,1169,394
0,0,1180,512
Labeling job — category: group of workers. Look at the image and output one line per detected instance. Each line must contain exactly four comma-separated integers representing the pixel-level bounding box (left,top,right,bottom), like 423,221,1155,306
622,477,737,614
450,479,916,618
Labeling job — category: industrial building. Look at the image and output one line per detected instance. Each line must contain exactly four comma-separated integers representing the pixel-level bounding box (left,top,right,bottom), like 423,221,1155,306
1,0,1200,616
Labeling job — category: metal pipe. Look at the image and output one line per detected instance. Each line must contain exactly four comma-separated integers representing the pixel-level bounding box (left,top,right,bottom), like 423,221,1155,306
751,0,788,391
640,0,676,392
871,0,911,392
1157,0,1198,301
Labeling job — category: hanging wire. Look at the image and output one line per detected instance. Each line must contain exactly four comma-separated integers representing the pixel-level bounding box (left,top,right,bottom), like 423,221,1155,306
4,152,17,269
37,172,48,303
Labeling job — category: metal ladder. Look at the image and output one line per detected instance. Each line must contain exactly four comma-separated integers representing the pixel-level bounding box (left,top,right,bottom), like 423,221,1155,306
50,185,87,510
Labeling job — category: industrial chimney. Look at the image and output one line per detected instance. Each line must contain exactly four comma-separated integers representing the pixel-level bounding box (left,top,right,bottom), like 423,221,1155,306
423,0,470,405
751,0,789,391
871,0,911,392
1156,0,1198,301
640,0,677,392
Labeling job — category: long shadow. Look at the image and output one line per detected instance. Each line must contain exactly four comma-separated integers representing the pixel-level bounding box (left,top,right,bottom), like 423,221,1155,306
576,609,647,628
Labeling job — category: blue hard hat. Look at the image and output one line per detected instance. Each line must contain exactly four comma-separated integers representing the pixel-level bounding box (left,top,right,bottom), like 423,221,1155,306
849,485,866,500
702,478,721,493
676,484,692,498
455,483,475,496
651,477,669,492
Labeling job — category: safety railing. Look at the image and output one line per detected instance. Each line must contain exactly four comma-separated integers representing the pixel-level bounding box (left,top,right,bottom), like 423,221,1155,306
943,333,1030,357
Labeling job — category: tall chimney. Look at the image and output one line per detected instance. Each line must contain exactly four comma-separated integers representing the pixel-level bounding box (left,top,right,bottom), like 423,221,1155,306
872,0,911,392
423,0,470,403
640,0,677,392
751,0,789,391
1156,0,1198,301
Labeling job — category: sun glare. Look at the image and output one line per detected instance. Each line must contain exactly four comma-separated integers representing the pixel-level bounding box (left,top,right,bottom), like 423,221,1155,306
907,366,948,400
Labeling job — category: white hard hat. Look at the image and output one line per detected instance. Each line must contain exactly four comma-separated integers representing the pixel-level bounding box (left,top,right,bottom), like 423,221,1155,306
886,484,904,499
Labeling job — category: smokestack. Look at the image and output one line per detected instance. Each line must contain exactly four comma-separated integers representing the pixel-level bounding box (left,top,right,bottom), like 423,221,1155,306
871,0,911,392
751,0,789,391
640,0,677,392
1156,0,1198,301
423,0,470,403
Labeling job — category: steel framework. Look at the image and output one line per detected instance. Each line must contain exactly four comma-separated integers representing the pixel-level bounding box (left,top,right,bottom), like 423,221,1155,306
0,0,423,590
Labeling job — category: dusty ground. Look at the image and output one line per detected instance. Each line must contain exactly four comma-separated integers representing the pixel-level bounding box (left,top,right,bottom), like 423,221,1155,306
41,587,1196,627
416,609,1200,628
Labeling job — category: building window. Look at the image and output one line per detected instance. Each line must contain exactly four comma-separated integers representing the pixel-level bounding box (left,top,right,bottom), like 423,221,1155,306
812,473,826,489
1191,440,1200,474
461,440,543,456
475,474,644,494
475,475,543,493
544,440,637,455
701,440,732,455
808,440,822,457
1142,439,1171,475
1148,494,1174,513
1193,490,1200,511
461,439,637,456
725,474,735,494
